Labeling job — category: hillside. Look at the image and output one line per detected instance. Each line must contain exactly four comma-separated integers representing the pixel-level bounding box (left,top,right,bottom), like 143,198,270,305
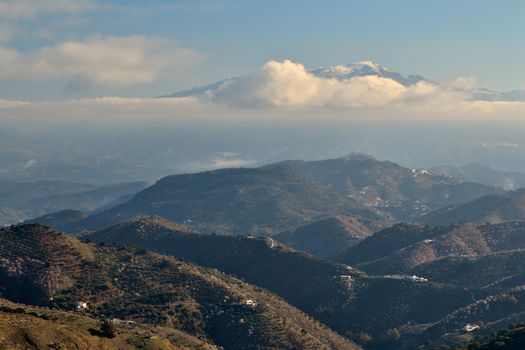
0,298,216,350
279,154,501,220
88,216,476,347
274,215,385,259
332,220,525,348
447,323,525,350
337,221,525,276
26,209,89,232
423,189,525,226
420,286,525,347
412,249,525,289
88,216,362,328
0,224,359,350
70,165,382,235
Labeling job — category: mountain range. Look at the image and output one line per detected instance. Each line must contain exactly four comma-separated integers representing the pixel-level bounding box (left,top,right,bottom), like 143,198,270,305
9,153,525,349
431,163,525,191
163,61,525,103
422,189,525,226
279,154,502,220
0,180,147,226
51,164,384,235
87,215,480,348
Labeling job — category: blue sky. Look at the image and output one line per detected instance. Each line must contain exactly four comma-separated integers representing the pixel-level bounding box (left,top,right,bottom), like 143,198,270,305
1,0,525,100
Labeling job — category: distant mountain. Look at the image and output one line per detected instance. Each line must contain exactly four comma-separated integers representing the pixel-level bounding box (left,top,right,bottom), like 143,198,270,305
163,60,525,103
0,180,92,225
0,180,93,208
67,165,383,235
162,61,429,98
0,180,147,226
422,189,525,226
25,209,88,232
431,163,525,190
278,154,502,220
0,224,357,350
310,61,428,86
274,215,386,259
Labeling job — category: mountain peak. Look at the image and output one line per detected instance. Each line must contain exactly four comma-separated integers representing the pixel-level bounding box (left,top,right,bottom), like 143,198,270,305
163,60,428,98
354,60,387,71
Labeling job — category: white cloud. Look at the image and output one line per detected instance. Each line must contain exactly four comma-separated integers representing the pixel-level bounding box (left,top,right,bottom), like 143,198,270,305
0,98,28,108
202,59,461,109
0,35,203,87
450,76,478,91
0,0,98,19
0,59,523,122
176,152,258,172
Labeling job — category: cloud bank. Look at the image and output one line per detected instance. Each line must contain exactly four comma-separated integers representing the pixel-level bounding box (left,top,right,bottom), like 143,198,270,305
0,35,202,87
206,60,429,108
192,59,522,115
0,59,523,122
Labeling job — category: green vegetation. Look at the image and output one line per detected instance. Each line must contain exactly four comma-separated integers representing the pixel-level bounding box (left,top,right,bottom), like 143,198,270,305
71,165,383,235
0,224,358,350
0,298,212,350
280,155,500,221
423,189,525,226
446,324,525,350
275,215,386,259
89,216,479,348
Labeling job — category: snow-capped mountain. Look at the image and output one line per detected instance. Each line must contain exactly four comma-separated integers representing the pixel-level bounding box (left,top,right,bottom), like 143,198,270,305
162,60,525,102
310,60,427,86
162,61,428,98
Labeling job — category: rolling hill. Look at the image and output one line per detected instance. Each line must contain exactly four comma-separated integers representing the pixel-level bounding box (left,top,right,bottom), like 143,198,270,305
274,215,385,259
332,220,525,348
422,189,525,226
87,216,477,348
68,165,383,235
337,221,525,276
0,224,359,350
278,154,501,221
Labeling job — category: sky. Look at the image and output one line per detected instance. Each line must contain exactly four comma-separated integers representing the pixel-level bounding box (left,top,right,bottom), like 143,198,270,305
1,0,525,181
1,0,525,100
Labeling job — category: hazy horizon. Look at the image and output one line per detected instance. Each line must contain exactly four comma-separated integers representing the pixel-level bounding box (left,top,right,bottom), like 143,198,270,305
1,0,525,183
